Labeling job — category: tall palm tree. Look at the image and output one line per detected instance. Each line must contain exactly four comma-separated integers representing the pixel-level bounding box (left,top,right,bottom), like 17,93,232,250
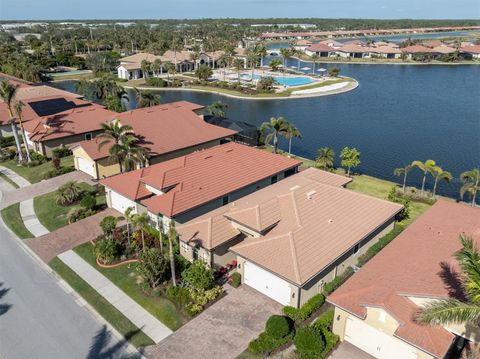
416,235,480,326
0,81,23,162
257,45,267,67
189,51,200,71
134,88,160,108
232,58,244,83
132,212,149,251
279,48,291,69
283,122,302,155
260,117,288,154
168,220,177,287
140,59,151,79
217,53,231,81
310,54,320,74
394,164,414,194
431,166,452,198
14,101,32,162
163,62,174,82
460,168,480,207
97,120,134,172
110,135,148,172
151,58,162,77
412,159,437,196
123,206,134,245
316,147,335,170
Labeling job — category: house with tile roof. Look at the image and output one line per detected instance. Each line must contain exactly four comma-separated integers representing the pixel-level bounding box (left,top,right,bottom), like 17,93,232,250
327,199,480,359
71,101,236,179
176,167,402,307
100,142,302,234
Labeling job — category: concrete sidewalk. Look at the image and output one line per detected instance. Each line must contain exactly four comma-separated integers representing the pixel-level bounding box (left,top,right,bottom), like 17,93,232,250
58,250,173,344
20,198,49,237
0,165,30,188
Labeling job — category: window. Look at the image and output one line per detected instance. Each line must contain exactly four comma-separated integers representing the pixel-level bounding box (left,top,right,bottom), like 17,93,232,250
181,242,189,253
284,168,296,178
271,175,278,184
85,133,92,141
222,195,229,206
353,243,360,255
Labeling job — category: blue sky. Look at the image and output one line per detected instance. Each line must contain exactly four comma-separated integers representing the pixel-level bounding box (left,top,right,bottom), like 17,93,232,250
1,0,479,20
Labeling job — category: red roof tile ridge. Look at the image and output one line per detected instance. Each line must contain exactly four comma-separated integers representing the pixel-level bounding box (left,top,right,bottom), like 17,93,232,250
288,232,302,283
255,205,261,231
289,191,303,228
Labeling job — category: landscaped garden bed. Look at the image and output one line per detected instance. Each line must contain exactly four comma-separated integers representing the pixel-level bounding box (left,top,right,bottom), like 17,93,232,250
74,214,226,330
34,181,106,231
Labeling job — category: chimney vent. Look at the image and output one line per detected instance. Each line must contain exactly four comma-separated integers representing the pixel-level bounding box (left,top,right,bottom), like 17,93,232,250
306,190,317,200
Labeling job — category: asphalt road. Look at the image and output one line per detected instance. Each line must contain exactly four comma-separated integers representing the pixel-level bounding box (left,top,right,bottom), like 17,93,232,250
0,181,139,359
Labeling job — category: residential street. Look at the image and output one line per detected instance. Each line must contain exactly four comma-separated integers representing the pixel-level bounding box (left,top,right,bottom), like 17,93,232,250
0,181,139,359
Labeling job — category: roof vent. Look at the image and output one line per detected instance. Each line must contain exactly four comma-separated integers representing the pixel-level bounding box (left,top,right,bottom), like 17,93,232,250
204,155,213,160
290,185,300,191
306,190,317,200
328,219,334,224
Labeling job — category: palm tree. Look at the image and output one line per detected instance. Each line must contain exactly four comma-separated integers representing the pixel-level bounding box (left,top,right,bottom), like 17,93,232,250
151,58,162,77
168,220,177,287
140,59,151,79
123,206,134,245
269,59,282,72
394,164,414,194
257,45,267,67
316,147,335,170
217,53,231,81
14,101,32,162
134,88,160,108
283,122,302,155
416,235,480,326
246,48,259,79
412,159,437,196
232,58,244,83
132,212,149,251
189,51,200,71
111,135,148,172
97,120,134,172
0,81,23,162
260,117,288,154
460,168,480,207
279,48,291,69
206,101,227,118
431,166,452,198
310,54,320,74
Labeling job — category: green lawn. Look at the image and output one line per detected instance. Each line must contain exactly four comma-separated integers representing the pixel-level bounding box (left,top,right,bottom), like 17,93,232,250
0,172,20,188
236,350,262,359
34,183,106,232
74,242,188,331
0,156,74,183
0,203,33,239
49,257,154,348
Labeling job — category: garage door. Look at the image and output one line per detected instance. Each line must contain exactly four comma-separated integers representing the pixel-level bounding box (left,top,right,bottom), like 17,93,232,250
345,316,417,359
77,157,95,177
244,261,291,305
110,191,136,214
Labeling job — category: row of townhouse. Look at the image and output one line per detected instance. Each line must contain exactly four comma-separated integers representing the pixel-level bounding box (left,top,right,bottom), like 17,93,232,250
297,39,480,60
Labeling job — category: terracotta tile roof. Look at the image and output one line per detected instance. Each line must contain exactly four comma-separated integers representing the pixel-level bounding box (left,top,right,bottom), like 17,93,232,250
178,168,401,284
12,85,82,102
401,45,437,53
461,45,480,54
431,46,457,54
306,43,335,53
101,143,302,217
0,73,32,87
77,101,234,160
327,199,480,358
25,104,116,142
318,40,343,48
423,40,444,48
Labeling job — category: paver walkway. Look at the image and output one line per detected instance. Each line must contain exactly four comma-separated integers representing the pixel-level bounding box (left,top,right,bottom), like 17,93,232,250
25,208,121,262
58,250,172,343
144,285,282,359
0,169,95,209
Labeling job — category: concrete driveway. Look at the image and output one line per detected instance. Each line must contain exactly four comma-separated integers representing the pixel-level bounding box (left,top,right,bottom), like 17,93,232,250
328,342,375,359
144,285,282,359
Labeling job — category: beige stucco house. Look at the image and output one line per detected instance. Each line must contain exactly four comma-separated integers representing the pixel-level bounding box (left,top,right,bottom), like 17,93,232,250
327,199,480,359
177,167,403,308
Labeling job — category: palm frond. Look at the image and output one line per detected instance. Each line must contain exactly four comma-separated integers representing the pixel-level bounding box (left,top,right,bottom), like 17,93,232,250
416,298,480,325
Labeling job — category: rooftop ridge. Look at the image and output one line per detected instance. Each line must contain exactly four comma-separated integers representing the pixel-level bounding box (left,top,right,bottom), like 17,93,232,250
288,232,302,284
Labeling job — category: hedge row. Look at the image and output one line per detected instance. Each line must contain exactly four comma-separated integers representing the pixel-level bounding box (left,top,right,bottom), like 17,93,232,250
322,267,354,297
283,294,325,323
356,224,405,267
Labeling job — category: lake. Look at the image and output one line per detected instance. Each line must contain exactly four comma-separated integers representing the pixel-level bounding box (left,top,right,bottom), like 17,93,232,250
51,63,480,201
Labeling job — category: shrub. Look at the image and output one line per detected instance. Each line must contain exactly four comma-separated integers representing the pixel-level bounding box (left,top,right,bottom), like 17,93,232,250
67,207,96,223
166,286,190,306
387,186,411,221
294,327,325,356
328,67,340,77
52,146,72,158
145,77,167,87
80,194,96,210
248,331,293,354
356,225,405,267
44,166,74,179
100,215,119,237
181,260,214,291
30,151,46,163
0,136,15,148
137,248,170,289
230,272,241,288
52,156,61,170
55,180,82,205
313,309,334,330
283,294,325,323
94,239,117,264
322,268,354,296
185,303,203,317
265,315,292,339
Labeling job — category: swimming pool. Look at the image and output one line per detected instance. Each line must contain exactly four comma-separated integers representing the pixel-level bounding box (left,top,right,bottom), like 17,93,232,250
244,74,314,87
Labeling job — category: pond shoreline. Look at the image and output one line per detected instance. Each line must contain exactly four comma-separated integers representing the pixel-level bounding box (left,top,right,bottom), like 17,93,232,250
122,79,359,101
